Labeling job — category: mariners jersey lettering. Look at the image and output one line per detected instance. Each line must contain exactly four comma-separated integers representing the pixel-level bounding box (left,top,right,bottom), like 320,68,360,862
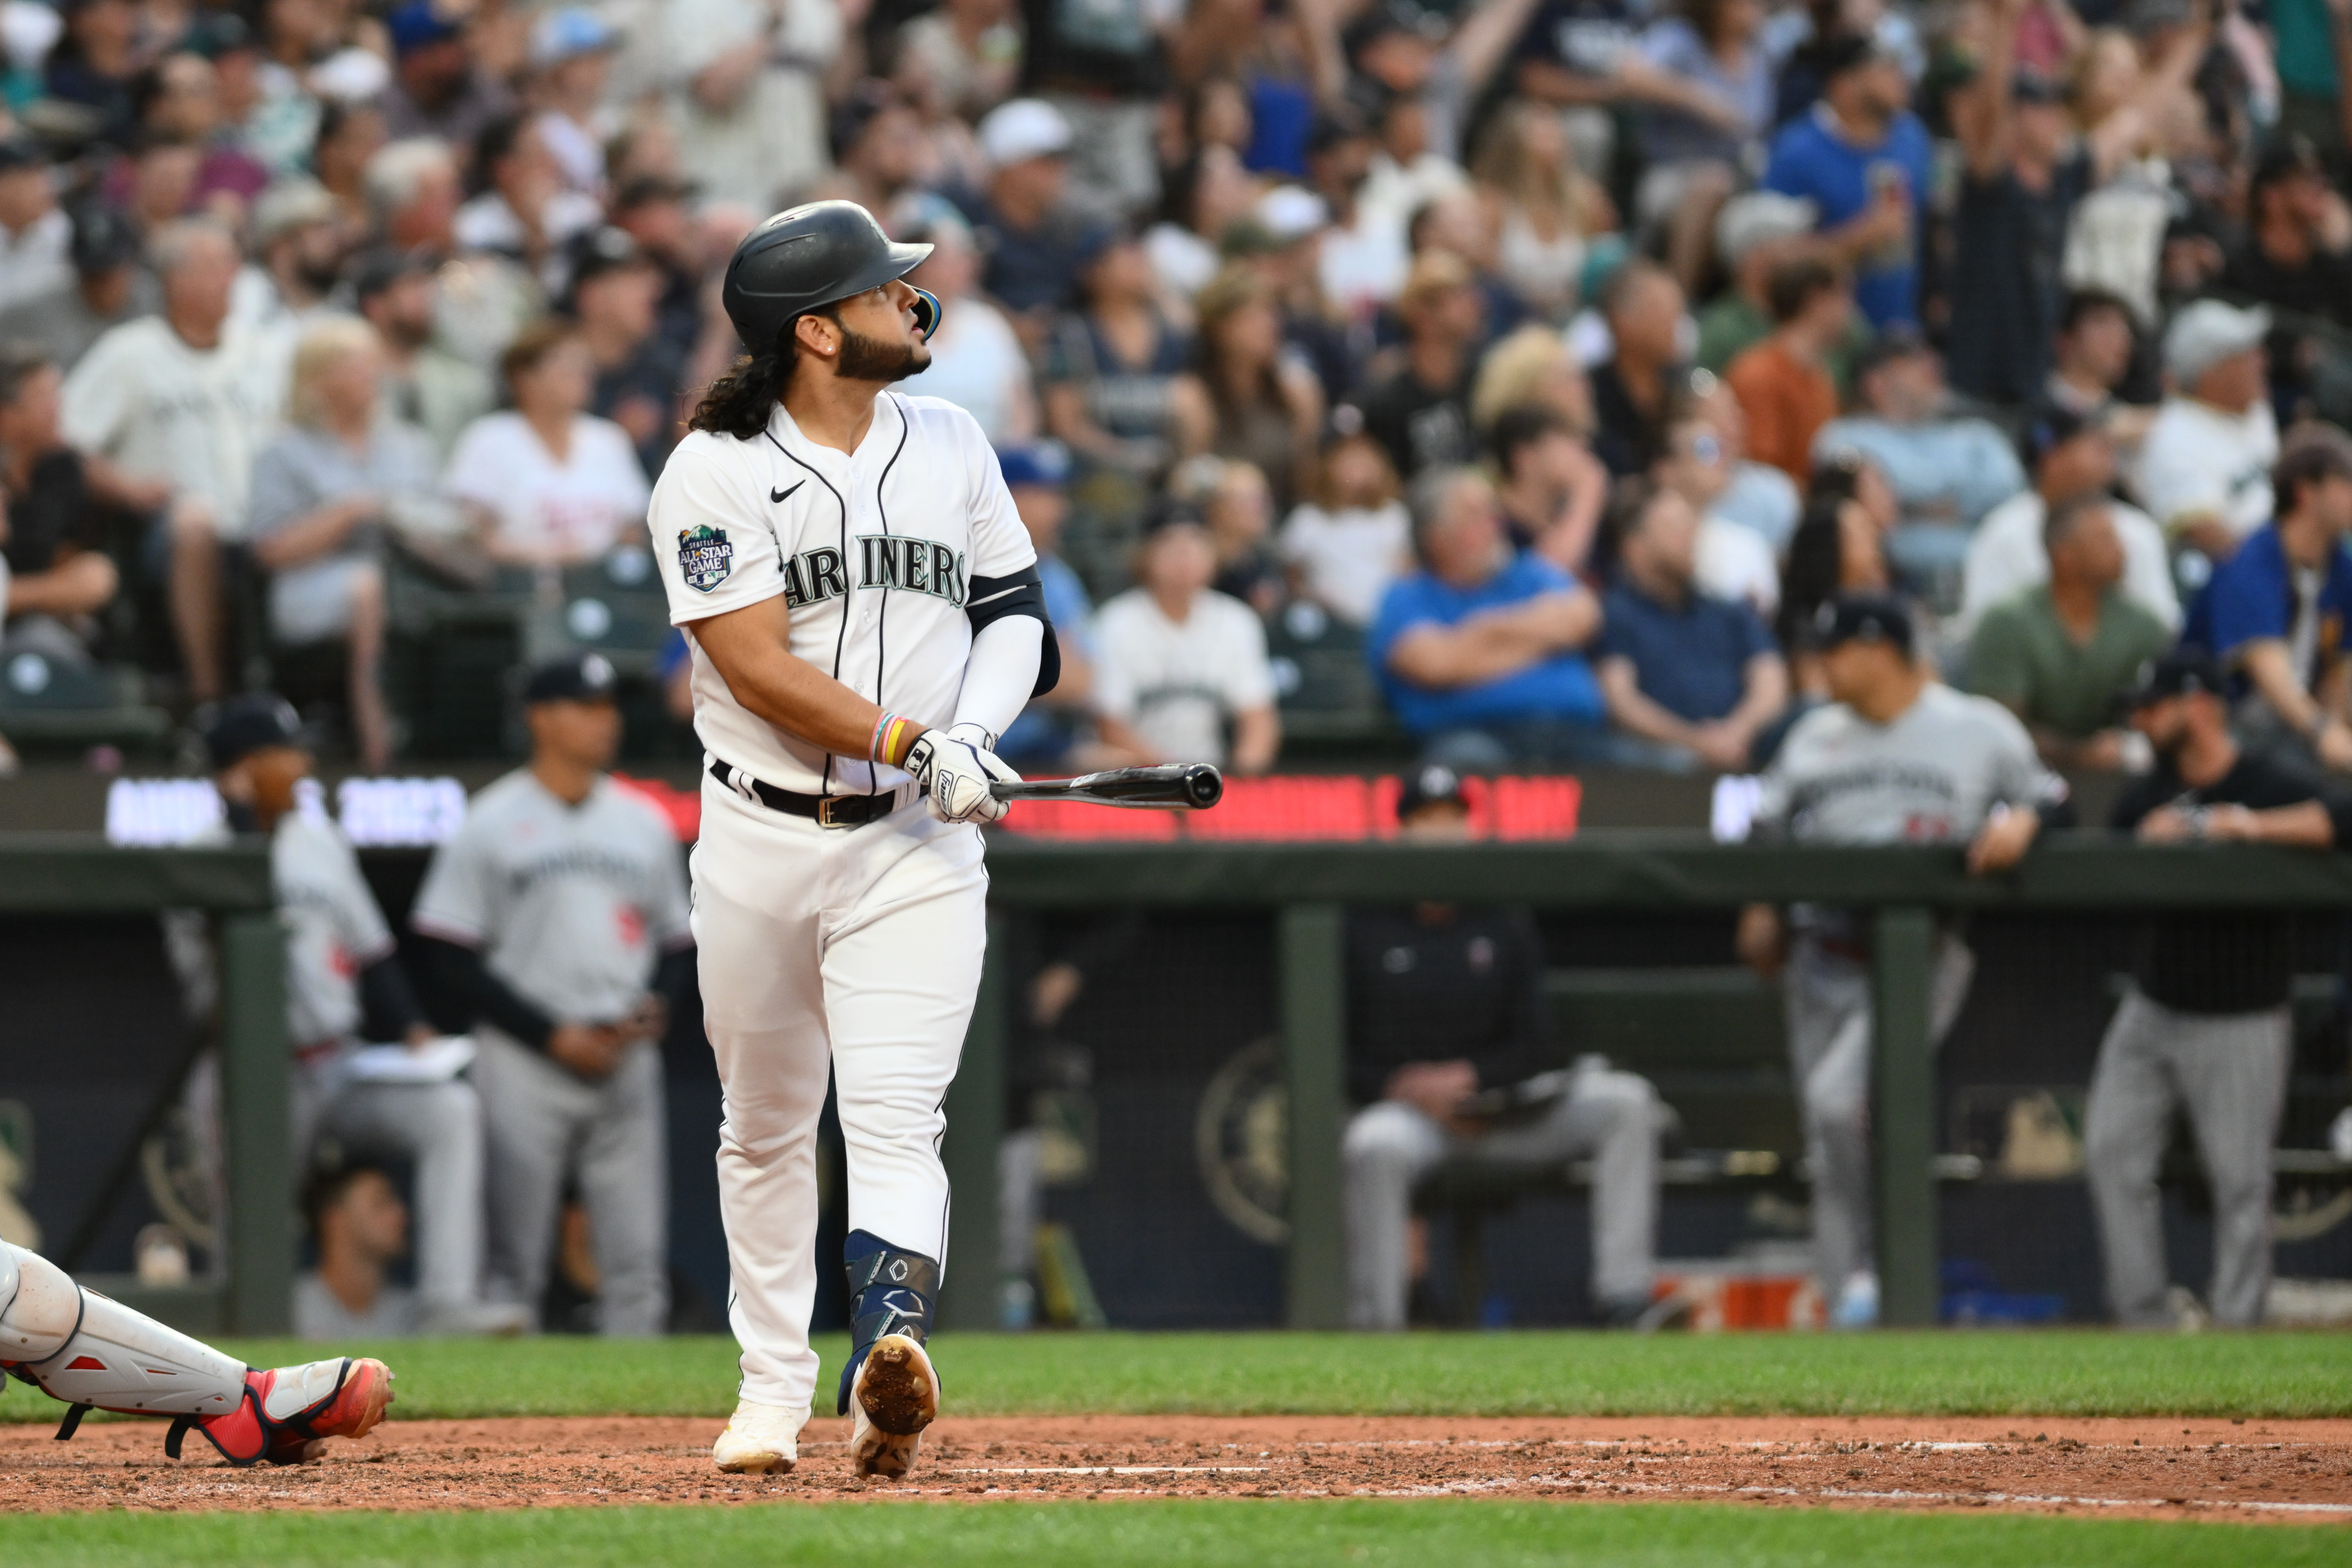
648,393,1035,796
410,771,692,1030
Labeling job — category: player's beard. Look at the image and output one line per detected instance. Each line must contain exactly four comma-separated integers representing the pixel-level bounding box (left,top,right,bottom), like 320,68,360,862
835,324,931,383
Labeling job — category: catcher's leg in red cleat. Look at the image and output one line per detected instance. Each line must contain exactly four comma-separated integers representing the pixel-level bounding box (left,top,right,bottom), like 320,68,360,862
1,1241,393,1465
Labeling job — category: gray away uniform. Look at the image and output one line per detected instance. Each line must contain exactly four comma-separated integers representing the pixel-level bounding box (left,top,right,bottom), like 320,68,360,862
411,773,692,1336
274,812,491,1322
1753,686,2064,1301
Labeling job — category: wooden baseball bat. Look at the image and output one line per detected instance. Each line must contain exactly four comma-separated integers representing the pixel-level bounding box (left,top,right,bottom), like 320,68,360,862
988,764,1224,809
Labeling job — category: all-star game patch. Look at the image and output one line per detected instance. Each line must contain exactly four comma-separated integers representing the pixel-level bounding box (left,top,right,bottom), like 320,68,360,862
678,524,734,592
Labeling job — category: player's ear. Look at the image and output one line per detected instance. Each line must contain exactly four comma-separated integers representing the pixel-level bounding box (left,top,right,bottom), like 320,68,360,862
795,312,838,361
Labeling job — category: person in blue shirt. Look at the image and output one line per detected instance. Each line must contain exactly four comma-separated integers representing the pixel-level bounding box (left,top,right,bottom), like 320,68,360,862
1761,33,1933,330
1596,478,1788,771
2183,427,2352,771
990,441,1105,770
1369,464,1627,768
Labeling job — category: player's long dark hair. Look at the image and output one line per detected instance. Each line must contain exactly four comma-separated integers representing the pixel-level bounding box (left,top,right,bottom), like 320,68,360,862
688,308,838,441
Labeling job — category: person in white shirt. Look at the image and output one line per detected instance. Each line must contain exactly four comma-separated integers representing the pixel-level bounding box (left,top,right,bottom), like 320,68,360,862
453,114,603,290
1958,402,2180,639
1281,419,1412,627
1654,404,1783,618
0,139,71,315
61,218,282,702
892,208,1035,444
2131,298,2279,561
1094,505,1282,772
445,318,651,566
527,8,623,196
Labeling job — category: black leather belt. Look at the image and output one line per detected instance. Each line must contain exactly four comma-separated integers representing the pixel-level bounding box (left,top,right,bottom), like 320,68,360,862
710,758,907,828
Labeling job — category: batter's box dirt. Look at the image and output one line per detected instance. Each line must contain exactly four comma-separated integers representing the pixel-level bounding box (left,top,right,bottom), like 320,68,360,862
5,1414,2351,1521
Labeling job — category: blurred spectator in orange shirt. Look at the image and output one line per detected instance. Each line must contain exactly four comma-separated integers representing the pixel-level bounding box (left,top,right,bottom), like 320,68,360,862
1725,255,1848,485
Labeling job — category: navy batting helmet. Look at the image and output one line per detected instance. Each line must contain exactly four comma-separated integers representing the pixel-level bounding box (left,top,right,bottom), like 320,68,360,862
720,200,942,353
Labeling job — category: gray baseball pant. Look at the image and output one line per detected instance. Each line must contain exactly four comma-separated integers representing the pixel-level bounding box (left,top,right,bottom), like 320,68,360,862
1342,1061,1662,1329
2083,990,2289,1328
1782,933,1974,1301
472,1030,669,1336
292,1060,489,1317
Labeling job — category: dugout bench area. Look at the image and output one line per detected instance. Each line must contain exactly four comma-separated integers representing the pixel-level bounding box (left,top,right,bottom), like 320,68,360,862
5,834,2352,1334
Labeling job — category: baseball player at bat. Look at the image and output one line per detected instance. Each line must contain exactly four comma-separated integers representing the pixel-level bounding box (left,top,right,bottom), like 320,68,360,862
648,201,1058,1478
1738,593,2066,1326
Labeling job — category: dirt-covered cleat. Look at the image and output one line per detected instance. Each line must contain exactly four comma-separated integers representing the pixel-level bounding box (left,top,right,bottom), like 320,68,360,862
848,1333,938,1479
713,1401,803,1474
189,1356,394,1466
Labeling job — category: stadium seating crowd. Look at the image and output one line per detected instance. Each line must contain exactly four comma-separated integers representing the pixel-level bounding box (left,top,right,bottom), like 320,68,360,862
0,0,2348,782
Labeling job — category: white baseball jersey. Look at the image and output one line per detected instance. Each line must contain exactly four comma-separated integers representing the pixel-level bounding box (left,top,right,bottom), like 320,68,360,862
272,813,395,1049
411,771,692,1028
647,393,1036,796
1091,586,1277,767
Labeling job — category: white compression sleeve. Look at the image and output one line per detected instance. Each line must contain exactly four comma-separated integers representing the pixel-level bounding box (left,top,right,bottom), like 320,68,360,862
950,615,1043,747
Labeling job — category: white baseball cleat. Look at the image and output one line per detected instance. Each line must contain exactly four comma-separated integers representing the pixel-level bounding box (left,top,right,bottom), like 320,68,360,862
712,1401,804,1474
847,1333,938,1479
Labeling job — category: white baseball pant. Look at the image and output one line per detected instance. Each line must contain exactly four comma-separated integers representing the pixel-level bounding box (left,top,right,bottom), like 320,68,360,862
691,775,987,1415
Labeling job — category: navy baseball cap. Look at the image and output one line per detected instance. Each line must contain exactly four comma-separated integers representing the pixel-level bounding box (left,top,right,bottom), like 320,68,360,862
1813,592,1915,657
1397,762,1466,820
525,652,619,705
388,0,461,55
204,694,303,771
2126,648,2225,709
997,443,1070,489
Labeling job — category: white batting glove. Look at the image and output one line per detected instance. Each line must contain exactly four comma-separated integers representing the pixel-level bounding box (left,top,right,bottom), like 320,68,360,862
906,723,1020,824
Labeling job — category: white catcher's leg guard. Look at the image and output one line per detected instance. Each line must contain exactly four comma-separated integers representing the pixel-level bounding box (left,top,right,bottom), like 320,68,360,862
3,1240,394,1465
1,1241,245,1423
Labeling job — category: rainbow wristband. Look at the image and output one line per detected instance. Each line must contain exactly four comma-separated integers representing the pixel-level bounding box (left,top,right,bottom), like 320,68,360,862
870,713,920,767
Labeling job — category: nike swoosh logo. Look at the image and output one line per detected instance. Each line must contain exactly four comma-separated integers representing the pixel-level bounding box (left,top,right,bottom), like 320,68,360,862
770,482,804,504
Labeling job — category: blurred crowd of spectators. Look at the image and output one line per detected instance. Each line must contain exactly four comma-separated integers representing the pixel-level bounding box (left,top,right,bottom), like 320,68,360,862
4,0,2352,786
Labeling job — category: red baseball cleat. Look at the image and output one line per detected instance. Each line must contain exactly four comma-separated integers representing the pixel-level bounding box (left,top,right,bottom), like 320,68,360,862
185,1356,394,1466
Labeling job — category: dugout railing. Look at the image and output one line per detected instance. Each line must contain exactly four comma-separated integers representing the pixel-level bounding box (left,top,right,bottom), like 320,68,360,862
956,835,2352,1332
6,833,2351,1334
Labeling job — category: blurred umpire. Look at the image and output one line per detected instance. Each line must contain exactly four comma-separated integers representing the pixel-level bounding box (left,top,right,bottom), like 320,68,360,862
411,653,694,1335
1340,764,1664,1329
2086,649,2352,1328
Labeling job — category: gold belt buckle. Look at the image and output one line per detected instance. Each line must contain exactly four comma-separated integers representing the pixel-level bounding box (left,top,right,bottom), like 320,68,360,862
816,796,852,828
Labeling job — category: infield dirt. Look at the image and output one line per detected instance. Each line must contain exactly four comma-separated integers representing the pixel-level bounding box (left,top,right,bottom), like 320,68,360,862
6,1413,2351,1522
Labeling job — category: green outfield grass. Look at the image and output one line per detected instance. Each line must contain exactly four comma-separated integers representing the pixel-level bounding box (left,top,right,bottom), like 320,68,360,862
11,1329,2347,1423
5,1500,2343,1568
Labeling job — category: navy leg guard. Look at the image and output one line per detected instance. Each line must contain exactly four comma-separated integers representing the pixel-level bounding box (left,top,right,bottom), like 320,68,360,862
835,1230,939,1416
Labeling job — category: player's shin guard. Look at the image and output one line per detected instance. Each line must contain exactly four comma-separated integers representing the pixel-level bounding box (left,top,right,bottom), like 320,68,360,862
2,1240,393,1466
2,1240,247,1429
834,1230,939,1416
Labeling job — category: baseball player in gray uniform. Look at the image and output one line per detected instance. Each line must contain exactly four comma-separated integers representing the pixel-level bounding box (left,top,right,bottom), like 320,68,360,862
1740,596,2064,1326
649,201,1054,1479
203,695,517,1334
411,654,693,1337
